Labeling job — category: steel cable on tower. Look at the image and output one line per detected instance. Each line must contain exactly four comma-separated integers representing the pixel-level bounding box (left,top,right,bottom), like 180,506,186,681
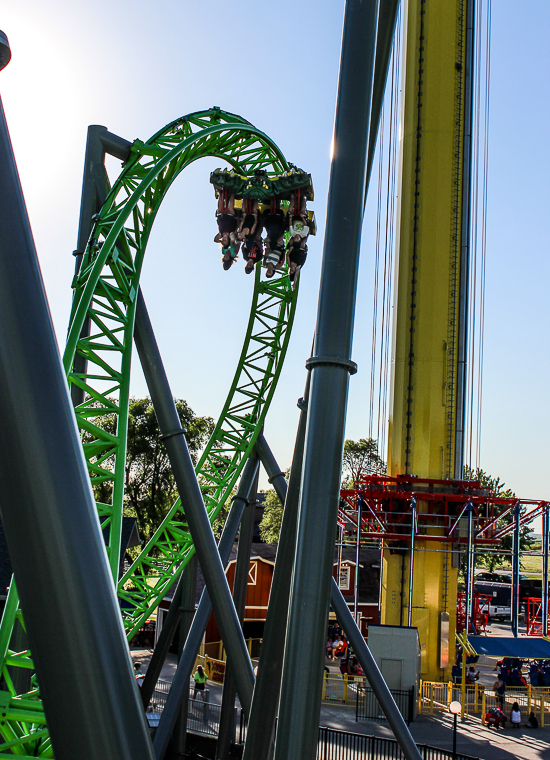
376,5,402,461
475,0,492,468
369,109,385,441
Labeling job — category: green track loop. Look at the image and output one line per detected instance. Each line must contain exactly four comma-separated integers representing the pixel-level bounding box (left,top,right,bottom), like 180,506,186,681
0,108,302,756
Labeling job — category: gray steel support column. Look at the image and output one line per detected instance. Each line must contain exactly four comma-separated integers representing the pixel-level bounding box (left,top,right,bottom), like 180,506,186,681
242,379,310,760
464,502,473,634
365,0,401,190
216,471,259,760
354,494,363,625
511,503,521,638
248,437,420,760
143,457,257,710
134,290,254,714
153,458,259,760
454,0,476,479
169,555,198,759
71,126,132,407
141,578,184,710
407,499,416,628
0,64,154,760
274,2,379,757
71,125,109,407
330,579,422,760
543,504,549,637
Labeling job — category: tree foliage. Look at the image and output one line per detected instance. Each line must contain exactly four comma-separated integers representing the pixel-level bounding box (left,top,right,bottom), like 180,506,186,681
87,397,214,542
259,488,284,543
258,468,290,543
341,438,386,488
463,466,534,572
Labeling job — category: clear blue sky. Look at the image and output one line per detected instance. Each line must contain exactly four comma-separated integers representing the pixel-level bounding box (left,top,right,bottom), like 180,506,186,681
1,0,548,505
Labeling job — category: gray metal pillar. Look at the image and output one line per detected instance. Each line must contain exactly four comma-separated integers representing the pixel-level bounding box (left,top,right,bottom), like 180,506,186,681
252,435,420,760
143,456,258,711
274,2,379,757
252,436,420,760
242,380,310,760
71,126,132,407
407,498,416,627
464,501,473,634
169,555,198,759
511,503,521,638
71,125,109,407
330,579,422,760
354,494,363,625
0,52,154,760
543,504,549,637
134,290,254,713
141,579,184,710
153,458,259,760
216,471,259,760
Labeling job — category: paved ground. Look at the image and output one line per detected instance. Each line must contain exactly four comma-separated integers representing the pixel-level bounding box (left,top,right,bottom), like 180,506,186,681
132,647,550,758
321,705,550,760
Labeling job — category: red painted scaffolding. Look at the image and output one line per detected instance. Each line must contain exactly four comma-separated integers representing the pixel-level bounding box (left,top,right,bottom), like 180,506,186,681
339,474,545,547
525,598,550,636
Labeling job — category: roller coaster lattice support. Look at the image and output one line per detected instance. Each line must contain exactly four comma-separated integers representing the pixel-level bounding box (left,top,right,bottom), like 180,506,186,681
0,108,300,757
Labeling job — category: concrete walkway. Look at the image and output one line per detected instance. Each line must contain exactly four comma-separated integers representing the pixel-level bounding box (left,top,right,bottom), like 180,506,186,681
321,704,550,759
133,648,550,758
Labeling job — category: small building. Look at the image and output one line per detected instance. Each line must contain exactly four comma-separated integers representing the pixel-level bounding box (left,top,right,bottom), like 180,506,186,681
331,547,381,635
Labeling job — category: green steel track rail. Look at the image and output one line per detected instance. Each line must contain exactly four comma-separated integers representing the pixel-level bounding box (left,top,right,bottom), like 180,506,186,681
0,108,299,757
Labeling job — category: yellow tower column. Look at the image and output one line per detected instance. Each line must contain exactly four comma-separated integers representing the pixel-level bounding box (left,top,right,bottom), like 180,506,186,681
381,0,470,681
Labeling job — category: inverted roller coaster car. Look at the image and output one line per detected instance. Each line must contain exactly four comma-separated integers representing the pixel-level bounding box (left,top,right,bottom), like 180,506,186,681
210,166,314,202
232,198,317,236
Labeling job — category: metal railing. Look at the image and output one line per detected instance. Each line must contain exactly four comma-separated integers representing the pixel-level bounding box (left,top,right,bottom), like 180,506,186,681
202,637,263,661
322,673,368,704
356,685,415,725
186,697,221,737
419,681,550,727
317,726,479,760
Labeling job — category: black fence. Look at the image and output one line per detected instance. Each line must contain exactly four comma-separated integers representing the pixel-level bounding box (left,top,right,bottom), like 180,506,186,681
187,697,221,737
146,683,480,760
318,727,480,760
356,685,415,725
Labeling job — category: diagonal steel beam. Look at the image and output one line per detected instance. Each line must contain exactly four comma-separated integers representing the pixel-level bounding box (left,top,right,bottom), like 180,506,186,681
254,434,421,760
0,65,153,759
273,1,379,756
243,375,310,760
134,289,254,715
152,457,259,760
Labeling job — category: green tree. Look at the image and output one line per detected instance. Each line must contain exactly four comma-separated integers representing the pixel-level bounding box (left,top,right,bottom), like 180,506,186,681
87,397,214,542
341,438,386,488
259,488,284,543
463,466,534,572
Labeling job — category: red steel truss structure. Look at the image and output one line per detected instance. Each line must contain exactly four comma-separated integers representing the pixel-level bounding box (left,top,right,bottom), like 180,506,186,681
339,474,547,546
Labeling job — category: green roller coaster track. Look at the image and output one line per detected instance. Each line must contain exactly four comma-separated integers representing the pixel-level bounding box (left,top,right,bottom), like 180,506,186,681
0,108,302,757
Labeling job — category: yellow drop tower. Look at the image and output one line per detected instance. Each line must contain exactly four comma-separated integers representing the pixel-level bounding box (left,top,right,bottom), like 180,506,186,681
381,0,473,680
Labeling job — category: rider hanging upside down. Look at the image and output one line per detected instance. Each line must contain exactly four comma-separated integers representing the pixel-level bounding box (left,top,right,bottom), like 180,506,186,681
238,199,259,242
242,236,263,274
214,189,237,240
239,199,263,275
220,231,241,271
287,194,309,283
263,201,287,279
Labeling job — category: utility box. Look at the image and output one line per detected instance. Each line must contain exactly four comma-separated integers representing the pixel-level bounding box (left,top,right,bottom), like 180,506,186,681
367,624,421,719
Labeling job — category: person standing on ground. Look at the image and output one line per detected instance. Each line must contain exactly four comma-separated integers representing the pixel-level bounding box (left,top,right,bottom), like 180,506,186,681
134,661,144,686
494,674,506,709
193,664,208,701
510,702,521,728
